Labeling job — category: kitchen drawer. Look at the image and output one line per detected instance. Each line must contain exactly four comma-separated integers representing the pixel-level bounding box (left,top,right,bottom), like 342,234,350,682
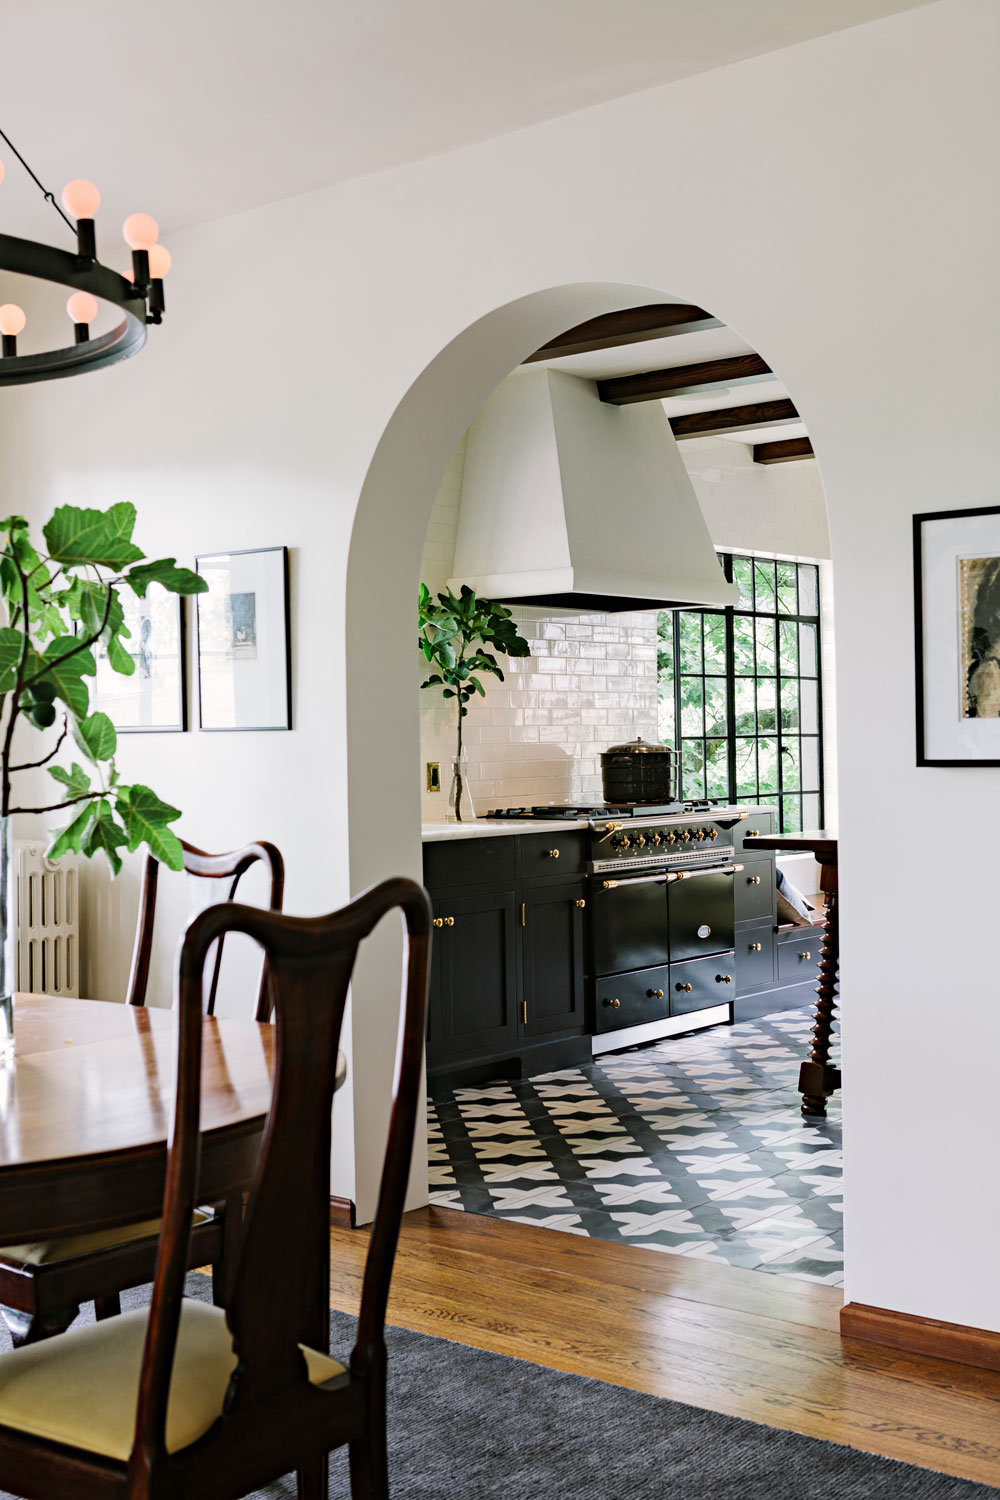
520,830,586,880
736,926,776,995
734,811,775,849
734,856,775,924
423,835,516,892
777,927,823,985
670,953,736,1018
592,965,670,1034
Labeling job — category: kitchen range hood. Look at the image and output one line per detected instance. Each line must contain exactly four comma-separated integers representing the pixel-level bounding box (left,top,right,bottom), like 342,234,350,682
449,368,738,614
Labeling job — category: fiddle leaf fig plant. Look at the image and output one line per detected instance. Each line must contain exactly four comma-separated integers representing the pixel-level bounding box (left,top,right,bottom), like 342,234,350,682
418,583,530,820
0,504,208,874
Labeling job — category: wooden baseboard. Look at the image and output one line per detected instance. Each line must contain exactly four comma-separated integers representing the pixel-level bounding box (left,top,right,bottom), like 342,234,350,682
841,1301,1000,1372
329,1196,356,1230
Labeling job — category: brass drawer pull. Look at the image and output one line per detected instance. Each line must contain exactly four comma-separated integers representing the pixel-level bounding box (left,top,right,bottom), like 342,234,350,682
646,988,665,999
716,973,733,984
749,828,761,836
603,997,621,1009
749,875,761,885
799,950,812,960
750,942,762,952
575,898,586,908
546,848,560,859
676,982,693,993
444,916,455,926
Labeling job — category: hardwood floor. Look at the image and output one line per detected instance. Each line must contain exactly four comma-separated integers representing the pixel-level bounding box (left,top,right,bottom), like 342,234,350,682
330,1206,1000,1488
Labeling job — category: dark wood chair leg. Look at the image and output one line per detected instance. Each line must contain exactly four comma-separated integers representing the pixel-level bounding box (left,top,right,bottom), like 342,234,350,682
297,1456,330,1499
798,886,842,1116
93,1293,122,1321
348,1366,389,1500
1,1301,79,1348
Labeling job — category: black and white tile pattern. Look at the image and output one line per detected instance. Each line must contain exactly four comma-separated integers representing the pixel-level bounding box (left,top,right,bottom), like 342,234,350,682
429,1008,842,1285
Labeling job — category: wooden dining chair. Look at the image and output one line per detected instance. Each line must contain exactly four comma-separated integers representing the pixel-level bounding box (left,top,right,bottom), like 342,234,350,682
0,839,284,1348
0,876,432,1500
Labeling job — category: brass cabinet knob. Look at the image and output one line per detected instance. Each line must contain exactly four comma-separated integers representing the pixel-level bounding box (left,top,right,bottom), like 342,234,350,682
444,916,455,926
575,898,586,908
799,950,812,960
676,982,693,993
750,942,762,952
716,973,733,984
604,997,621,1009
433,918,444,928
546,848,560,859
749,828,761,836
646,988,665,999
750,875,761,885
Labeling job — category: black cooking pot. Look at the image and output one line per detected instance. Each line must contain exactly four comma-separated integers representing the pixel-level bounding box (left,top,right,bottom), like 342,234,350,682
601,738,678,805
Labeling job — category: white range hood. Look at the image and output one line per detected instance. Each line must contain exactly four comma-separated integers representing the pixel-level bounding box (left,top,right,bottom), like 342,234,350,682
449,368,737,614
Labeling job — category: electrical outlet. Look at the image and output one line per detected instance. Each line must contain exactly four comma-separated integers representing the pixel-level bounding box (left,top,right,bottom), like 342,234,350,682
426,761,441,793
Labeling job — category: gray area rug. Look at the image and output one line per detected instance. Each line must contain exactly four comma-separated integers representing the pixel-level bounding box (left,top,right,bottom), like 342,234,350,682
0,1276,996,1499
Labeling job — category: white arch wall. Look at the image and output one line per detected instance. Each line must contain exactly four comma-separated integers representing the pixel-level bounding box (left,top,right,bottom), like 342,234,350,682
1,0,996,1329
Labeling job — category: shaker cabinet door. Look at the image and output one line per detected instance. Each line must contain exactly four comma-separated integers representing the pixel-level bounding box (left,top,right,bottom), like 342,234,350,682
429,887,519,1062
520,882,586,1038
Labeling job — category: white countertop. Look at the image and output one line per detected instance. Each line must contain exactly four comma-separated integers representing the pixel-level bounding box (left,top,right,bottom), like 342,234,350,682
422,818,589,842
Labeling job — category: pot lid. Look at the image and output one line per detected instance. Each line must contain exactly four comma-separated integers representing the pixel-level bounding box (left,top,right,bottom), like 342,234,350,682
603,737,675,756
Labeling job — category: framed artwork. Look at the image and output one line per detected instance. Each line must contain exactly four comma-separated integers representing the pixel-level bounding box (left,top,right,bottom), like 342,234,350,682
195,546,291,731
914,505,1000,765
89,584,186,732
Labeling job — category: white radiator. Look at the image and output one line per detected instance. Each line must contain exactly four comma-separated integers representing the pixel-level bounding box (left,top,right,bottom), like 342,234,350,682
15,841,81,998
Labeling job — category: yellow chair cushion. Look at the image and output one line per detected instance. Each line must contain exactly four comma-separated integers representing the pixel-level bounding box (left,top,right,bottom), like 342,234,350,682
0,1210,213,1268
0,1299,344,1461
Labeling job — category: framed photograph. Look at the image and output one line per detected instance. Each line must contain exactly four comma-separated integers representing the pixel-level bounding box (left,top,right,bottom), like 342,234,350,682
89,584,186,732
914,505,1000,765
195,547,291,731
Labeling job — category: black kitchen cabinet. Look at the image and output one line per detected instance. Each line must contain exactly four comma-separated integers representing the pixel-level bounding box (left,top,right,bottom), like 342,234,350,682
427,886,519,1063
521,882,586,1038
670,952,736,1018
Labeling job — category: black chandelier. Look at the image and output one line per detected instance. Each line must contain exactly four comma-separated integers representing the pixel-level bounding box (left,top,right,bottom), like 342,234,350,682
0,126,169,385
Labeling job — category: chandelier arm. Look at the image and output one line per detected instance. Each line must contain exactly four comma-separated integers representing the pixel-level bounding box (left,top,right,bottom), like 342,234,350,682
0,233,148,385
0,126,76,236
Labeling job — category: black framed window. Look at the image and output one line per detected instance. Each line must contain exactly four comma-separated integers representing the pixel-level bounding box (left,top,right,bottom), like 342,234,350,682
658,555,823,832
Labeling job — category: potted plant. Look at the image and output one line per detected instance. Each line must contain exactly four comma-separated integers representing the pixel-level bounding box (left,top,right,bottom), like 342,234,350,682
0,503,208,1049
418,583,530,821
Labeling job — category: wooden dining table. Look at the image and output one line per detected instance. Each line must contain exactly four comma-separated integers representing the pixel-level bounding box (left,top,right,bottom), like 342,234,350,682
0,993,341,1249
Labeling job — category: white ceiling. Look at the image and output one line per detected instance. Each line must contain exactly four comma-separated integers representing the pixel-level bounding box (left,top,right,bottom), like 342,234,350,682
0,0,934,242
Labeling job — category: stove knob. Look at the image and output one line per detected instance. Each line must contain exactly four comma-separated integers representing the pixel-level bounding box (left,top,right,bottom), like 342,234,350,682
666,832,677,844
636,835,647,848
620,836,631,850
709,829,719,840
681,830,692,843
651,833,662,846
695,829,706,841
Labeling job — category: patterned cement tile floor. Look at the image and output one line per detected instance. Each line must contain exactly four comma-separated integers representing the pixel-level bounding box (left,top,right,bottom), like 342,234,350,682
428,1007,843,1285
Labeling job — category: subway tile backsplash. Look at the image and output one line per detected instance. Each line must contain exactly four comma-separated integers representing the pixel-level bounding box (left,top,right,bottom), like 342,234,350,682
419,437,658,819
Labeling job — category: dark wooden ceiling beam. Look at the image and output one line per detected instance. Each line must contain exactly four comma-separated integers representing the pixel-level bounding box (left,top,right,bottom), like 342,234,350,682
598,353,772,405
523,303,720,363
753,437,815,465
669,398,800,441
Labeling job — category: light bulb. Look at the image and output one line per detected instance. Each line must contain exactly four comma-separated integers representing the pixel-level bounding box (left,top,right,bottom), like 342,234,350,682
122,212,159,250
147,243,172,278
66,292,98,325
62,179,101,219
0,305,26,337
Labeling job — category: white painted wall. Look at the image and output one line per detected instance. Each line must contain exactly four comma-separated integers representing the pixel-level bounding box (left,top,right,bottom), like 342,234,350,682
3,0,998,1332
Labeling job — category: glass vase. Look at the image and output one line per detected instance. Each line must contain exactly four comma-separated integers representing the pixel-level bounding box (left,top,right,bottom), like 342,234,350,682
446,757,476,824
0,818,14,1061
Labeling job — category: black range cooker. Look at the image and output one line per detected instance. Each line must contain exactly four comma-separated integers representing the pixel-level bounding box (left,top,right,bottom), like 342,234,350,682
487,801,747,1039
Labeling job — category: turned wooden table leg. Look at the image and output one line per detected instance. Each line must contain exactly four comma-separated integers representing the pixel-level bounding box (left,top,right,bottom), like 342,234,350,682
798,860,842,1117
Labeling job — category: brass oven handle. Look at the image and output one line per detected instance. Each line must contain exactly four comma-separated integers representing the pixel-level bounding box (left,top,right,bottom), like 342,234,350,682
676,982,693,993
672,864,743,882
602,874,672,889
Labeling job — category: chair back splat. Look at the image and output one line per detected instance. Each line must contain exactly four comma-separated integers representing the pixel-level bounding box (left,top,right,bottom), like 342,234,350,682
126,839,285,1020
130,875,431,1499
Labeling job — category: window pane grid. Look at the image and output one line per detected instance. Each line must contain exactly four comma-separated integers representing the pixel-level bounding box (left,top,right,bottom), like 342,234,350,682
658,555,823,833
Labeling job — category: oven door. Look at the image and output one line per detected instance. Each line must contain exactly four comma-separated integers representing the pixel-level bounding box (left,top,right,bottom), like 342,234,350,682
669,866,737,961
591,872,671,976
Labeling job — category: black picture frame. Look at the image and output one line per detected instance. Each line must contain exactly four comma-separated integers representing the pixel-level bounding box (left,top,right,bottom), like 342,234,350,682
195,546,292,732
914,504,1000,766
88,589,187,734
